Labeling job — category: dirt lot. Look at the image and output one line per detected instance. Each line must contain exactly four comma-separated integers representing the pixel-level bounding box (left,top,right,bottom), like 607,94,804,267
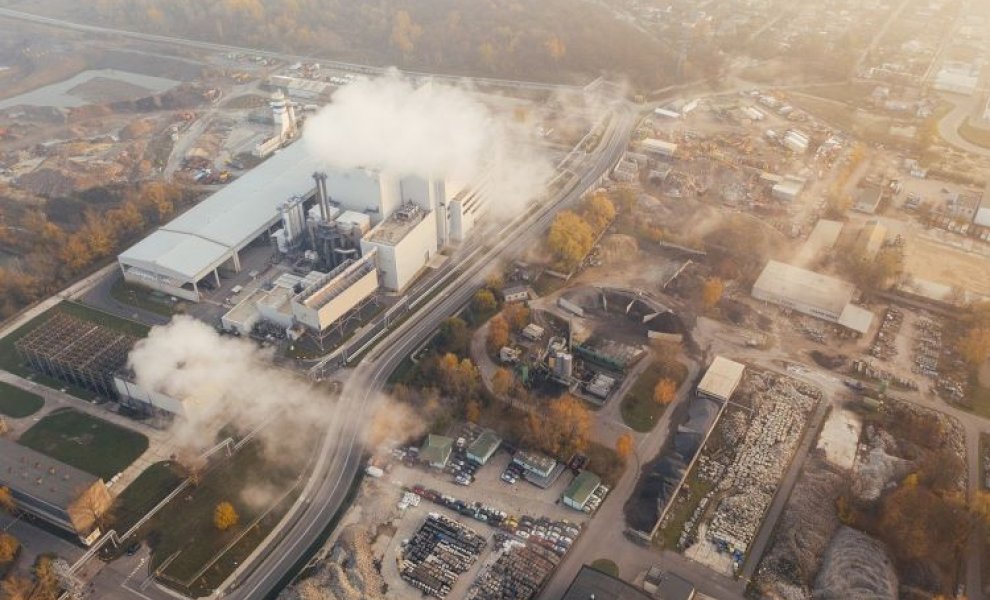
902,234,990,297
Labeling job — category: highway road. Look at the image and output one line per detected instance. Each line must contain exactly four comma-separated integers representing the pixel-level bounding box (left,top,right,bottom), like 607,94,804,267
210,100,636,600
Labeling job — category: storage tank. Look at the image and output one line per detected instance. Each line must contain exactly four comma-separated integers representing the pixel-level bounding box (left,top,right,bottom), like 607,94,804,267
280,196,306,246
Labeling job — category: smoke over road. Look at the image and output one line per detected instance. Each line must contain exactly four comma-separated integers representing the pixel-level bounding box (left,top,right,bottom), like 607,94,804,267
304,69,552,218
127,316,422,461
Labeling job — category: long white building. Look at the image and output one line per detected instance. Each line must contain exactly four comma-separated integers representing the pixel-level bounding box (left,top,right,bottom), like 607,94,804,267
118,140,485,301
752,260,874,334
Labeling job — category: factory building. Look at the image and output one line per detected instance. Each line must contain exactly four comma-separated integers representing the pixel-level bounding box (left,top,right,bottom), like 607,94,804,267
752,260,874,335
291,253,379,331
0,439,112,545
119,136,485,302
562,471,602,511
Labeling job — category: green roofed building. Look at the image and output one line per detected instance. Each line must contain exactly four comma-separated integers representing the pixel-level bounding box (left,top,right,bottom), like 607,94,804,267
563,470,601,511
466,430,501,465
420,434,453,469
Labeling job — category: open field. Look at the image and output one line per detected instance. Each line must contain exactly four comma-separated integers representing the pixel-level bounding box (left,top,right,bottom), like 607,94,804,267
17,408,149,480
959,118,990,150
0,381,44,418
111,461,185,534
138,438,314,597
902,236,990,297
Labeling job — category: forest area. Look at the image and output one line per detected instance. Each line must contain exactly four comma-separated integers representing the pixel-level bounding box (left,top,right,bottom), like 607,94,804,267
0,182,196,319
24,0,679,88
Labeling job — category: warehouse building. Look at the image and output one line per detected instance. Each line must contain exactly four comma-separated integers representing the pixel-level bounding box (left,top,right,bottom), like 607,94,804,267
15,313,138,399
0,439,112,545
360,203,438,291
697,356,745,403
640,138,678,159
420,435,453,469
562,470,602,511
752,260,874,334
466,430,502,465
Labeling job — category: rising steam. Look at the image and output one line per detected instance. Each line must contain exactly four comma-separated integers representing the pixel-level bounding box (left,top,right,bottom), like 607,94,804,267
127,316,423,461
304,69,552,217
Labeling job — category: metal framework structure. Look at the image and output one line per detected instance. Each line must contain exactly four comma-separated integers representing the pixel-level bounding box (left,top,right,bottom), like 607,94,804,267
15,313,138,398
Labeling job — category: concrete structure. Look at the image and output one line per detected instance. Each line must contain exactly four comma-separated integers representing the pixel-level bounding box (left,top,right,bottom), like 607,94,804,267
771,177,805,202
641,138,678,158
291,253,379,331
697,356,745,402
360,203,438,291
854,220,887,260
562,470,601,511
752,260,874,334
466,430,502,465
643,566,696,600
0,438,112,544
934,61,980,95
113,375,186,418
561,565,653,600
420,435,453,469
15,313,137,399
502,285,530,303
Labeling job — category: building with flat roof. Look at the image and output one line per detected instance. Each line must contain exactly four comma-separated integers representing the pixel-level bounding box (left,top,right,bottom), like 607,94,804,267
360,203,438,291
561,565,653,600
466,430,501,465
643,566,696,600
697,356,745,402
0,438,112,544
752,260,874,334
795,219,843,265
420,435,453,469
291,253,379,332
563,470,601,511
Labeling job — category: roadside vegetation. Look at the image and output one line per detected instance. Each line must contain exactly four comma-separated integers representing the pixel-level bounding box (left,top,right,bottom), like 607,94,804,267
620,349,688,433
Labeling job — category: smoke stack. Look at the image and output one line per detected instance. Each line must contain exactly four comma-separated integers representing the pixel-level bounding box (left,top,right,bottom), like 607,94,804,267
313,171,331,221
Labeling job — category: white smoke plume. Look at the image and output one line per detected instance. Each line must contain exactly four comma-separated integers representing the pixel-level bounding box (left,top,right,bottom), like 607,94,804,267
127,316,422,461
304,69,553,218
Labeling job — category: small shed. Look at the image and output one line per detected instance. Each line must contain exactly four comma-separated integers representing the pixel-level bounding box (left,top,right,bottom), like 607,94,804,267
697,356,745,402
563,471,601,510
501,285,530,303
420,434,453,469
466,430,502,465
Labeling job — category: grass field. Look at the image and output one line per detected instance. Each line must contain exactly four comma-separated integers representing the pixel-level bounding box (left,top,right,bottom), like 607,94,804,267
0,301,150,378
620,360,688,432
141,436,314,597
0,381,44,418
18,408,149,480
111,461,186,534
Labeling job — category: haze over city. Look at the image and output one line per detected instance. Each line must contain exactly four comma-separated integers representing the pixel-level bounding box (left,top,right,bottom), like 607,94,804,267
0,2,989,600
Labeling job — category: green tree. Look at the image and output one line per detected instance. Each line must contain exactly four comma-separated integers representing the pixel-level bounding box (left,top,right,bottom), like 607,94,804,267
438,317,470,355
472,288,497,314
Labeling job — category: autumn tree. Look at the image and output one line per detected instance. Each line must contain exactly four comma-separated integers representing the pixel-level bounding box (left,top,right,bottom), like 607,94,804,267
465,399,481,424
484,271,504,291
472,288,497,314
503,304,530,333
0,486,14,513
487,315,510,354
0,575,32,600
214,501,239,531
615,433,634,460
582,193,616,232
701,277,724,309
491,367,514,397
544,34,566,61
879,483,969,564
32,555,59,600
391,10,423,56
653,378,677,405
958,328,990,368
527,394,592,458
437,353,480,399
547,210,594,271
0,533,19,563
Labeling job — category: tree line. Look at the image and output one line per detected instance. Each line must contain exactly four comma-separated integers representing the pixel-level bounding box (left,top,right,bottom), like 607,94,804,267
0,182,194,319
